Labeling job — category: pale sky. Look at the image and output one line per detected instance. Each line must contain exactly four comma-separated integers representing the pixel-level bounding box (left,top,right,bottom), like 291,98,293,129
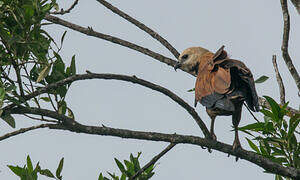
1,0,299,179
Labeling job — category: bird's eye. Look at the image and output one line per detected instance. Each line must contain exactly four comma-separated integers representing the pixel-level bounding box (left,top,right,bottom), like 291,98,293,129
182,54,189,59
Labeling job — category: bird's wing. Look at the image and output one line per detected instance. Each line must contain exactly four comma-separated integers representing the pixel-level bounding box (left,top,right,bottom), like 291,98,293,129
218,59,260,112
195,52,259,112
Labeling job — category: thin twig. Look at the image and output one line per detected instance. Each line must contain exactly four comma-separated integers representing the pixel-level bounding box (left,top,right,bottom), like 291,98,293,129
243,102,260,123
130,143,176,180
0,124,51,141
23,114,58,123
272,55,286,104
50,0,79,15
48,93,58,111
96,0,180,58
280,0,300,91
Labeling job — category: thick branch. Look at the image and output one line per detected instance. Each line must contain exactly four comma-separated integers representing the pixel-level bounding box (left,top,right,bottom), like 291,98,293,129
130,143,176,180
95,0,180,58
280,0,300,91
7,105,299,179
5,106,300,179
4,72,210,138
272,55,286,104
0,124,52,141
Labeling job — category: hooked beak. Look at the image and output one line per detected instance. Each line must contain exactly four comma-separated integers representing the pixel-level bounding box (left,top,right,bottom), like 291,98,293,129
174,61,182,71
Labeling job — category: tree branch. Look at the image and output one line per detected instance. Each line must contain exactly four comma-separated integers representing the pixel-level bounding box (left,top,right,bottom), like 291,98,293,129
43,15,300,116
290,0,300,14
50,0,79,15
272,55,286,104
44,14,182,72
95,0,180,58
130,143,176,180
4,72,211,138
280,0,300,91
6,105,300,179
0,124,52,141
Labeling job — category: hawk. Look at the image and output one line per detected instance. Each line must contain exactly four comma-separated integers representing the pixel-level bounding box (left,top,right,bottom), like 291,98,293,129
174,46,259,150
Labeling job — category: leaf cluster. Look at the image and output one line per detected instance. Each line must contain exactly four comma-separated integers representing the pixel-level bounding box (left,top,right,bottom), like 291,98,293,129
99,152,155,180
0,0,76,127
239,96,299,180
8,155,64,180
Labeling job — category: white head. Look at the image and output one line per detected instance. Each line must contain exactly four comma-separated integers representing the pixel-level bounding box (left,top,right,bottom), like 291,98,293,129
174,47,210,72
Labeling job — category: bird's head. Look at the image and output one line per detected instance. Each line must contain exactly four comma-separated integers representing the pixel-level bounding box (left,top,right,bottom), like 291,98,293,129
174,47,210,73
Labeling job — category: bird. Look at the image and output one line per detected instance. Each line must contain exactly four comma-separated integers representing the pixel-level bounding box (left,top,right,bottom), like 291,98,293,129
174,45,259,151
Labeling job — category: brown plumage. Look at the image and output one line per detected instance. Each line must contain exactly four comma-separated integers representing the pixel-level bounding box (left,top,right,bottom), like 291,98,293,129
175,46,259,151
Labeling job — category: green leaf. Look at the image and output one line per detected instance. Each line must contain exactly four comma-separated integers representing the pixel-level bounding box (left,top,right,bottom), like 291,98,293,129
275,174,284,180
255,75,269,83
98,173,104,180
145,164,154,174
7,165,25,177
288,114,300,140
130,153,141,171
1,113,16,128
124,160,134,176
238,122,265,131
39,169,55,178
67,107,74,119
58,101,67,115
120,174,126,180
264,96,281,121
246,138,260,153
261,109,274,119
0,87,6,101
27,155,33,173
114,158,126,174
259,141,268,156
60,31,67,46
70,55,76,75
56,157,64,179
187,88,195,92
40,97,50,102
36,65,51,83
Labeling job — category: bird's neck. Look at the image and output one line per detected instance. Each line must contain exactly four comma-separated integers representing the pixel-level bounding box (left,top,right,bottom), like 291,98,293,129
196,52,215,75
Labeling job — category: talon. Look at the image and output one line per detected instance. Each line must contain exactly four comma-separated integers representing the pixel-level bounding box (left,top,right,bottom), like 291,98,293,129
232,140,242,151
211,133,217,141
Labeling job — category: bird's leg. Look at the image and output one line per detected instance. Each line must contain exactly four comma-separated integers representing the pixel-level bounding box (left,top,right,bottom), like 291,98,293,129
232,106,242,151
206,109,217,141
210,115,217,141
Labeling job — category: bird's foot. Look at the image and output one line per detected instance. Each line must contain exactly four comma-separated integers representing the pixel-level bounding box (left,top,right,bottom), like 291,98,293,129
232,140,242,151
211,132,217,141
232,140,242,161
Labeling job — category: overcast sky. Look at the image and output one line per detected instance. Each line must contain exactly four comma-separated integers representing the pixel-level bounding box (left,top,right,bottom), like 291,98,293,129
1,0,299,179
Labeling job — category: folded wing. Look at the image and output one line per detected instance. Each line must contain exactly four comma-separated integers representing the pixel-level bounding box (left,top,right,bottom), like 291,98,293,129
195,50,259,112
